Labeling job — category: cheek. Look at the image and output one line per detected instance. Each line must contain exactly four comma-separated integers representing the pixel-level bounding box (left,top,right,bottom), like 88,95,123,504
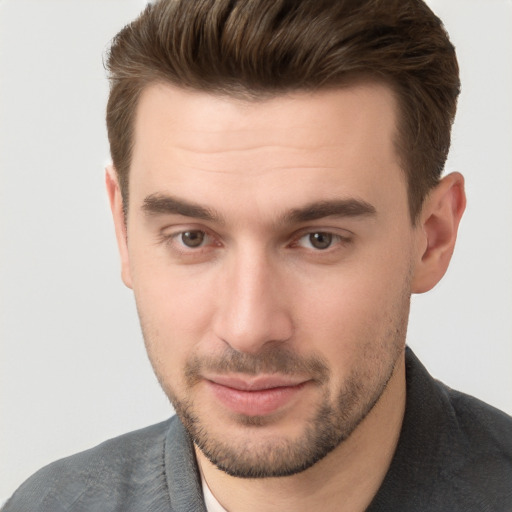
294,254,412,364
130,256,219,372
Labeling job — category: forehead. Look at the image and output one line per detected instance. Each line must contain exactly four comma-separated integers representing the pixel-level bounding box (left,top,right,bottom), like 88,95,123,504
133,81,398,151
129,82,407,219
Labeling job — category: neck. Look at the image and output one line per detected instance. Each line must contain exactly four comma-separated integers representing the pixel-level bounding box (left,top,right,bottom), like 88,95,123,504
196,353,406,512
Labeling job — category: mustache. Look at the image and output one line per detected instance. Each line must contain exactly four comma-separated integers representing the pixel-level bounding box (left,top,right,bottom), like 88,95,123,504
185,346,329,386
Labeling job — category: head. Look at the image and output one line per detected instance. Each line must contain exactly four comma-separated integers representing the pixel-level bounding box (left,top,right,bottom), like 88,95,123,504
105,0,465,478
106,0,460,222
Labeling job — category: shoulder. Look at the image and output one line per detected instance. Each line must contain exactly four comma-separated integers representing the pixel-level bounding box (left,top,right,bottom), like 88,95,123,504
2,417,180,512
442,383,512,451
432,379,512,509
439,382,512,469
370,349,512,511
405,347,512,459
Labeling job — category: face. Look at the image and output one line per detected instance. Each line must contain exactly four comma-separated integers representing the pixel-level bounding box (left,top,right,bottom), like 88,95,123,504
117,83,419,478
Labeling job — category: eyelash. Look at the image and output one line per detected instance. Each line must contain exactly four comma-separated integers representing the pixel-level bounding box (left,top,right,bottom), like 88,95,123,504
160,229,219,254
158,228,352,256
291,231,351,251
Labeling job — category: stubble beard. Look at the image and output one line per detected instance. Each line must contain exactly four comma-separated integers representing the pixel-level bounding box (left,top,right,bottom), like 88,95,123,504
145,328,406,479
139,274,411,479
172,363,397,478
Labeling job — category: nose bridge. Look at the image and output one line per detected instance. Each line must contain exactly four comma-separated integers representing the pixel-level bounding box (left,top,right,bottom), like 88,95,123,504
213,243,293,353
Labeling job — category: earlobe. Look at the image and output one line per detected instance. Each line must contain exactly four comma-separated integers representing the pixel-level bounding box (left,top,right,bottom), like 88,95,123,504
411,172,466,294
105,166,133,289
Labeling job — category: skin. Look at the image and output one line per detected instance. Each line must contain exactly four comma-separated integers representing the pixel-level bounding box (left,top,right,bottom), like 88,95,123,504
106,82,465,511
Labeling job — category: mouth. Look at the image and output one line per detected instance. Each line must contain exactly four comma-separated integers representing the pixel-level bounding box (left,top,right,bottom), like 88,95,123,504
204,374,310,416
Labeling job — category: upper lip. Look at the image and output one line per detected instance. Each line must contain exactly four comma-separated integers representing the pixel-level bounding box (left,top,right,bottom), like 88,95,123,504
205,374,309,391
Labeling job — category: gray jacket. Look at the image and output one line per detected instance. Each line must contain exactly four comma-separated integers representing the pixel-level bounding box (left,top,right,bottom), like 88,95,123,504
4,348,512,511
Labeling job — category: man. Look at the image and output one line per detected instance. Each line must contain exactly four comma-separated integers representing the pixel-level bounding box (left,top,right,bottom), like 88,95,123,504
3,0,512,510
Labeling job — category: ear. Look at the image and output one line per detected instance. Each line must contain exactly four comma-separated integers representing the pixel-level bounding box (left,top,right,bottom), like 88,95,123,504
105,165,133,289
411,172,466,294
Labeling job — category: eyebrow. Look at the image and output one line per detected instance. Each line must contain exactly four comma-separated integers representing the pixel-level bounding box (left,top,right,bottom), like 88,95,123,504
142,193,376,224
143,193,222,222
283,199,376,223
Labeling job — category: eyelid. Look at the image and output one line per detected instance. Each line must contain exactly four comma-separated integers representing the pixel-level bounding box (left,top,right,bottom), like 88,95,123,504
156,224,353,255
290,226,353,242
296,233,350,249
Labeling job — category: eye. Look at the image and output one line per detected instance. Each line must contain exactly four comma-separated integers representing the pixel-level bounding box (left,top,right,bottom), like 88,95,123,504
295,231,347,250
158,227,221,262
180,230,207,248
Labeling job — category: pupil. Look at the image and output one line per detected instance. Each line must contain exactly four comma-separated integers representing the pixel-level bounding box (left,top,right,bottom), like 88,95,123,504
182,231,205,247
310,232,332,249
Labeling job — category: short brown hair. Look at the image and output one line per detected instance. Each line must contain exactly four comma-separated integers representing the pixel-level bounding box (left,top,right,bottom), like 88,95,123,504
105,0,460,220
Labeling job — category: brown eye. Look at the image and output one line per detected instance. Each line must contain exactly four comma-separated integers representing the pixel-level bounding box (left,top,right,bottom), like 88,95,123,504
181,231,205,248
308,232,333,249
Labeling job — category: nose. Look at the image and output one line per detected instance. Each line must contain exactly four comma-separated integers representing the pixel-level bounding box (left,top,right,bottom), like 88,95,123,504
212,247,294,354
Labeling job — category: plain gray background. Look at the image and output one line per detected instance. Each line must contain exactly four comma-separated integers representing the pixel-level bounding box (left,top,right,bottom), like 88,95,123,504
1,0,511,502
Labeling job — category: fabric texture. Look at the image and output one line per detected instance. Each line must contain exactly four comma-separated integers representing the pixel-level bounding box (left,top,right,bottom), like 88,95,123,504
3,348,512,511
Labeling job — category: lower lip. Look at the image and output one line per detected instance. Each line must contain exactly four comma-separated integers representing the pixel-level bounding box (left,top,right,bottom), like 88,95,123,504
206,381,307,416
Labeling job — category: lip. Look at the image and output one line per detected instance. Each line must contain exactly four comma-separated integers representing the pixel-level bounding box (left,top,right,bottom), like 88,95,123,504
204,375,309,416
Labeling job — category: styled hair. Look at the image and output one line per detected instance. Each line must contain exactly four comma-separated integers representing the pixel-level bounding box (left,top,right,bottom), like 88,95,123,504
105,0,460,221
